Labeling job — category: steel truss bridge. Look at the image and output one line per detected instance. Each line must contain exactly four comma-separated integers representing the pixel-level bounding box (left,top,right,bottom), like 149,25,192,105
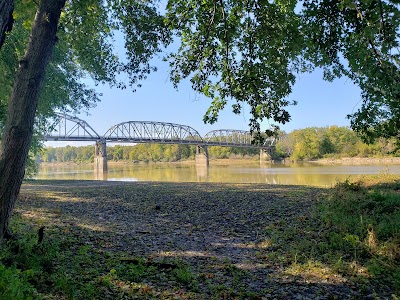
44,113,277,148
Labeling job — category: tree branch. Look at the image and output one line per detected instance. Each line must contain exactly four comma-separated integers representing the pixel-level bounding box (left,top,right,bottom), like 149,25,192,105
378,0,387,41
218,0,234,97
353,1,383,65
187,1,216,72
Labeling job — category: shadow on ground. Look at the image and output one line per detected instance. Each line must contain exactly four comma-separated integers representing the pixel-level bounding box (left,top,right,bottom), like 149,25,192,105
14,180,392,299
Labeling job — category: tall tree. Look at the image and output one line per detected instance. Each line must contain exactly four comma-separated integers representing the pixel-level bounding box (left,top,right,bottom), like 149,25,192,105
0,0,105,164
1,0,172,128
0,0,170,239
0,0,66,239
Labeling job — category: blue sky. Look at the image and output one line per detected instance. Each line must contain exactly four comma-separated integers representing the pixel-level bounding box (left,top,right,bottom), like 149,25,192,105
76,24,363,138
45,2,365,148
74,60,362,137
46,38,363,147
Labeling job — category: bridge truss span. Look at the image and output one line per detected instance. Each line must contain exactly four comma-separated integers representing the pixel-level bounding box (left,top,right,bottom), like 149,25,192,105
44,113,101,141
43,114,278,150
103,121,204,145
204,129,277,148
204,129,254,147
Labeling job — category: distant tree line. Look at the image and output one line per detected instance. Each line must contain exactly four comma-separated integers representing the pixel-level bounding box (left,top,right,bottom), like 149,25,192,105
39,126,400,164
276,126,399,161
39,143,259,163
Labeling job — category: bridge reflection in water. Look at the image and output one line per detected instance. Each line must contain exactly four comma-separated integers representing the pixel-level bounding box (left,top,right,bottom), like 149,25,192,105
44,113,278,178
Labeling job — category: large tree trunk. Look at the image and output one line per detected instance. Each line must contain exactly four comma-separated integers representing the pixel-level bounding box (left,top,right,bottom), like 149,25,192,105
0,0,66,240
0,0,14,49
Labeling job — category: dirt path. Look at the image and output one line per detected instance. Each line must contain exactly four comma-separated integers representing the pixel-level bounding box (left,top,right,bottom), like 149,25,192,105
17,181,364,299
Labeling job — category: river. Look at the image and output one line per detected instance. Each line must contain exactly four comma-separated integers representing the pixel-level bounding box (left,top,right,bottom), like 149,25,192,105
35,161,400,187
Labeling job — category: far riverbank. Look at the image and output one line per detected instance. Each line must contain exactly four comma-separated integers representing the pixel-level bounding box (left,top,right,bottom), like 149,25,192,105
39,156,400,167
311,156,400,165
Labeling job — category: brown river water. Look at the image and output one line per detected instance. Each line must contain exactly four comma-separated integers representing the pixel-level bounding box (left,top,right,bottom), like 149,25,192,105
35,161,400,187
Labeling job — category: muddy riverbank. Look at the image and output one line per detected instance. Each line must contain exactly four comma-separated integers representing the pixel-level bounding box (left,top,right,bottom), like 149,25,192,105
13,180,398,298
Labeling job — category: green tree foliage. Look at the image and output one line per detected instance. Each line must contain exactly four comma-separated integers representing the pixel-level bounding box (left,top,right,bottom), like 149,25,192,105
302,0,400,142
0,0,172,239
208,146,258,159
1,1,97,125
276,126,400,161
0,0,398,148
41,145,94,163
1,0,399,161
165,0,302,139
289,128,324,161
1,0,171,126
165,1,400,142
0,0,171,176
39,143,259,163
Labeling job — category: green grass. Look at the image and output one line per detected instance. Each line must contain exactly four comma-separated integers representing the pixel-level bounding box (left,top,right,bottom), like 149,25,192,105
251,176,400,296
0,218,56,299
319,178,400,289
274,176,400,293
0,217,201,299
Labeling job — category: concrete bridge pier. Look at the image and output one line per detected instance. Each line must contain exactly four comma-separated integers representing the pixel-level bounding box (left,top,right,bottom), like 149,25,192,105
260,148,273,164
195,145,209,167
196,164,209,182
94,140,108,176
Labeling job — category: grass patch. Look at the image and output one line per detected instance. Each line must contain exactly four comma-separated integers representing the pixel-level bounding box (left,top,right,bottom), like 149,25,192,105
256,176,400,296
0,217,201,299
320,178,400,289
277,177,399,294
